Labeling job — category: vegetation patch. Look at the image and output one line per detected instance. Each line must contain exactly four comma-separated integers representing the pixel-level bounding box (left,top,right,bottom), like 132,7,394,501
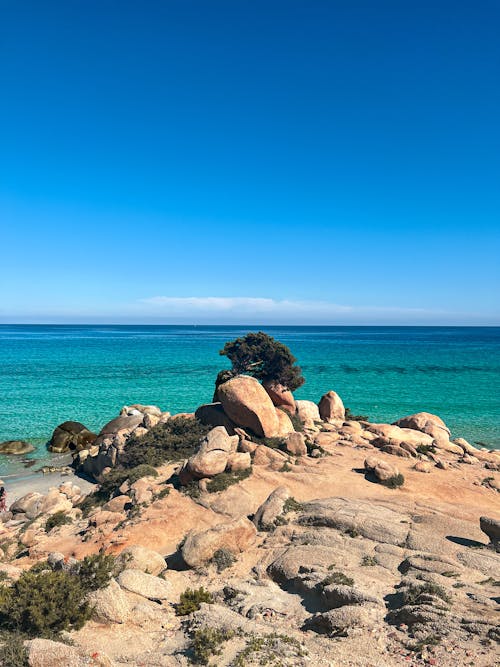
0,631,29,667
233,632,307,667
345,407,369,422
205,468,252,494
283,497,303,514
380,473,405,489
211,548,236,573
176,587,214,616
361,555,378,567
190,626,234,665
416,444,436,455
321,571,354,587
402,581,451,606
44,511,72,533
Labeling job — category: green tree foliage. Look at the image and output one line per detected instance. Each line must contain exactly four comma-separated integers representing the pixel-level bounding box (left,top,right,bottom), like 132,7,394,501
219,332,305,391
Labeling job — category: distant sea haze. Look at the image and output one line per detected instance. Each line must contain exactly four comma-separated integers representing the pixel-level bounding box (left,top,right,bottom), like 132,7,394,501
0,325,499,475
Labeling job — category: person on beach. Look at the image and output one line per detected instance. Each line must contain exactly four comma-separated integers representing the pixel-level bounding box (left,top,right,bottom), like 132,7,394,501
0,487,7,512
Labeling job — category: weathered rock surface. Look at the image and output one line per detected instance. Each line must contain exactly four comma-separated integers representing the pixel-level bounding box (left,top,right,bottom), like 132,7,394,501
87,578,131,624
285,431,307,456
218,375,280,437
117,544,166,575
194,402,236,434
26,638,114,667
318,391,345,422
295,400,320,426
48,421,96,453
181,517,257,568
479,515,500,549
187,426,238,478
253,485,290,530
393,411,451,444
117,568,172,600
262,381,296,414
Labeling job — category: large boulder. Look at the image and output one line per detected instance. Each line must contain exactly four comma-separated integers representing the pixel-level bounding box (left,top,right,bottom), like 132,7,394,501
187,426,238,478
262,381,296,414
0,439,35,455
48,421,96,453
253,486,290,530
94,413,144,446
367,423,434,447
393,412,451,445
217,375,279,437
195,402,237,434
318,391,345,422
285,432,307,456
295,400,320,426
364,456,400,483
117,569,172,601
274,408,295,437
181,517,257,568
10,491,43,518
479,516,500,549
86,578,131,623
117,545,166,576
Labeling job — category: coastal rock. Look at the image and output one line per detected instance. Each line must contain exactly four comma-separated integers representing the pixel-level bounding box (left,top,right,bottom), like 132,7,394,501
262,381,296,414
121,404,162,417
295,400,320,426
414,460,433,473
0,439,35,455
181,517,257,568
393,411,451,445
218,375,280,437
10,491,43,518
274,408,295,436
48,421,96,453
95,413,144,445
367,423,434,447
187,426,238,478
318,391,345,422
117,568,172,600
226,451,251,472
86,578,131,624
479,516,500,549
253,486,290,530
117,544,166,576
195,402,237,434
364,456,400,483
285,431,307,456
253,444,289,469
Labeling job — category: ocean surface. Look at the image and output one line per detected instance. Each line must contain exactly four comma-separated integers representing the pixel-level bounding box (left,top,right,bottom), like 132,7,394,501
1,325,499,477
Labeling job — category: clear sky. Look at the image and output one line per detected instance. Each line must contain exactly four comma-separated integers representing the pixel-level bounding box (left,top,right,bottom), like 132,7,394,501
0,0,499,324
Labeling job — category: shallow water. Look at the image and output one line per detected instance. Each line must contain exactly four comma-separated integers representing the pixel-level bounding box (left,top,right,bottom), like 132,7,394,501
0,325,499,477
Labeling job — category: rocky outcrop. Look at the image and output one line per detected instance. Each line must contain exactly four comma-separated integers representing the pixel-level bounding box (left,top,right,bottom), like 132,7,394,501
318,391,345,422
253,486,290,530
262,381,296,414
187,426,238,478
217,375,280,437
479,516,500,550
117,569,172,600
181,517,257,568
393,411,451,445
117,545,166,576
0,439,35,454
195,402,237,434
274,408,295,436
87,578,131,624
295,400,320,426
48,421,96,453
364,456,401,483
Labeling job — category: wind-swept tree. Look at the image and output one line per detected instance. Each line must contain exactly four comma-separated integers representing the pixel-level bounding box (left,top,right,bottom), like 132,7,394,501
218,331,305,391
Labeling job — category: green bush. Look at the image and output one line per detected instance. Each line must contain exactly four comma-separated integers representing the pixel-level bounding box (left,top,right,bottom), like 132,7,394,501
0,632,29,667
380,473,405,489
361,555,378,567
416,444,436,455
0,569,91,638
191,626,233,665
321,571,354,587
44,511,72,533
121,417,210,469
219,332,305,391
211,548,236,572
77,553,115,592
176,587,213,616
345,407,369,422
403,581,451,605
283,497,303,513
205,468,252,493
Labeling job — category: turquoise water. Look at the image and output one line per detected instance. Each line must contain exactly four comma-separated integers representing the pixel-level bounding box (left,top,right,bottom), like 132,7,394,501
0,326,499,475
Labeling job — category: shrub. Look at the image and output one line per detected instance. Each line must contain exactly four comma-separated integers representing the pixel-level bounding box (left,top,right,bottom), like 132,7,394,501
191,626,233,665
211,548,236,572
361,555,378,567
0,569,92,638
0,632,29,667
176,587,213,616
77,553,115,592
402,581,451,605
121,417,210,469
416,444,436,455
288,412,304,432
219,332,305,391
283,497,303,513
321,571,354,587
205,468,252,493
380,473,405,489
44,511,72,533
345,407,369,422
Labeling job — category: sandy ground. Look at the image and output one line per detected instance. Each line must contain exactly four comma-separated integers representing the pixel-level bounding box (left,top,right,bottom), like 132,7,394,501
1,466,96,503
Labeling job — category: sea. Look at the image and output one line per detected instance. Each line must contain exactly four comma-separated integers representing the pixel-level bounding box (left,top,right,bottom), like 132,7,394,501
1,325,499,479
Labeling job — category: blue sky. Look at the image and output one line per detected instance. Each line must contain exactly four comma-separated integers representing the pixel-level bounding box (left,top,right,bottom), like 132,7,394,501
0,0,499,324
